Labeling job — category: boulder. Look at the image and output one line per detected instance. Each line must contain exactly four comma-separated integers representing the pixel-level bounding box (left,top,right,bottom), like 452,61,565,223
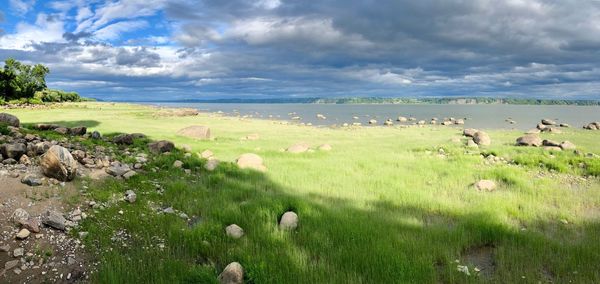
71,150,86,162
199,150,214,159
173,160,184,168
544,146,562,151
474,180,496,191
516,134,542,147
225,224,244,239
11,208,30,225
40,145,78,181
68,126,87,135
583,122,600,130
1,143,26,159
466,139,478,148
541,127,562,134
287,143,310,153
124,190,136,203
536,123,547,130
180,144,192,152
91,131,102,139
42,210,66,231
35,124,59,130
473,131,491,146
148,140,175,154
177,126,211,139
560,141,576,150
123,170,137,179
19,154,31,165
0,113,20,127
106,163,131,177
541,119,557,126
463,128,478,137
542,140,561,147
113,134,134,145
218,262,244,284
18,219,40,233
279,211,299,230
204,159,220,171
236,153,266,171
21,175,43,186
54,127,69,135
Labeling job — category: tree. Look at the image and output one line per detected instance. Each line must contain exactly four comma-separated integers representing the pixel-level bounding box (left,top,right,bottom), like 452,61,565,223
1,58,49,99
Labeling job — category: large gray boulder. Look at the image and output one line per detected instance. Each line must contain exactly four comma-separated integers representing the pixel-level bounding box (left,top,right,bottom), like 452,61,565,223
40,145,78,181
42,210,66,231
218,262,244,284
473,131,491,146
583,122,600,130
177,126,211,139
463,128,478,138
113,133,145,145
286,143,310,153
0,143,26,159
106,163,131,177
516,134,542,147
560,141,576,150
68,126,87,136
148,140,174,154
0,113,20,127
541,119,557,126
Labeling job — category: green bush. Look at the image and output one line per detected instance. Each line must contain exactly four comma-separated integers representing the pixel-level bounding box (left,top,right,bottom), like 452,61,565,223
34,89,83,102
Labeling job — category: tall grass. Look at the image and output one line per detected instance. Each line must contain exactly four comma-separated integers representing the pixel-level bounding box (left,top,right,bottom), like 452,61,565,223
8,103,600,283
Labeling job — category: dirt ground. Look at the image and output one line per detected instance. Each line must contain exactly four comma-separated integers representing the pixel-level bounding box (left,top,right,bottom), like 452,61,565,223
0,172,91,283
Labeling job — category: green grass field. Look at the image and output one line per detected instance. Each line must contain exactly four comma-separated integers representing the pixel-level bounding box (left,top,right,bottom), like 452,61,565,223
7,102,600,283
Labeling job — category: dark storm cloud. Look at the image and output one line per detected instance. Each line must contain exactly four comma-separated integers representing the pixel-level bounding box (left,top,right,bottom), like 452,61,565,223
115,47,161,67
63,32,93,42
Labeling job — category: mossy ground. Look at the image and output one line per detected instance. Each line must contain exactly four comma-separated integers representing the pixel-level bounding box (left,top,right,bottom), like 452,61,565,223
7,102,600,283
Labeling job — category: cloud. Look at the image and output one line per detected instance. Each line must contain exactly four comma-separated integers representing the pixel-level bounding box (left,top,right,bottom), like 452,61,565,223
9,0,36,15
0,13,65,50
115,47,161,67
93,20,148,41
75,0,167,33
63,31,92,42
3,0,600,100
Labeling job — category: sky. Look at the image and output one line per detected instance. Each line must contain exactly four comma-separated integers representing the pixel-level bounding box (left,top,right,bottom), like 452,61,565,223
1,0,600,101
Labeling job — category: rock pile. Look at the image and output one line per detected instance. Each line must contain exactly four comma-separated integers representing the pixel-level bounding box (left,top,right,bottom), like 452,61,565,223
583,122,600,130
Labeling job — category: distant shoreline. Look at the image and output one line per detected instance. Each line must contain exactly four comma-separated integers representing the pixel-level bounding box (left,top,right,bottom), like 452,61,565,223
110,97,600,106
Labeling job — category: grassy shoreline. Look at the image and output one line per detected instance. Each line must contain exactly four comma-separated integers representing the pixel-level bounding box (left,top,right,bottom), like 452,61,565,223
6,102,600,283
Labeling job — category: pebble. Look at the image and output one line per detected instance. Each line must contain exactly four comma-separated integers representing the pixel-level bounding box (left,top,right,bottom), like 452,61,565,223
16,228,31,239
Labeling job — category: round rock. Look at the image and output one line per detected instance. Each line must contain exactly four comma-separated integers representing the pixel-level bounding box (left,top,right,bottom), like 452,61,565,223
474,180,496,191
236,153,266,171
225,224,244,239
279,211,299,230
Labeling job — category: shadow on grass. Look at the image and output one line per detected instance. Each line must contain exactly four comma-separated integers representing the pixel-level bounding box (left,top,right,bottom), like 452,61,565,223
23,120,101,128
78,150,600,284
